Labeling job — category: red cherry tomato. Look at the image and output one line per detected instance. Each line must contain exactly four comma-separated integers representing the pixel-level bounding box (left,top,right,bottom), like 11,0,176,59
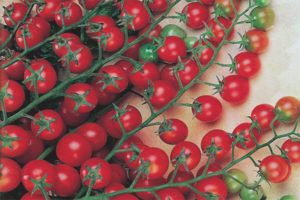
0,28,13,48
21,193,50,200
135,177,166,200
111,194,139,200
193,39,216,66
0,157,21,192
1,52,26,81
194,177,228,200
91,80,117,105
54,1,83,27
56,133,92,167
16,24,44,50
167,170,194,194
232,122,261,149
214,0,240,19
282,138,300,163
115,60,134,75
251,104,277,131
156,188,185,200
149,80,177,108
139,24,162,45
192,95,223,122
101,27,125,52
245,29,269,54
3,3,28,28
235,51,261,78
259,155,291,183
114,136,144,161
36,0,60,21
86,15,116,39
201,129,232,159
130,62,160,89
109,164,127,185
275,96,300,124
0,68,8,83
158,36,187,63
200,0,215,5
124,143,149,170
207,17,234,43
196,163,223,179
0,80,25,113
148,0,169,12
59,101,90,127
220,75,250,104
122,36,141,60
183,2,210,29
80,158,112,189
80,0,102,10
27,16,51,39
159,118,188,145
53,32,82,57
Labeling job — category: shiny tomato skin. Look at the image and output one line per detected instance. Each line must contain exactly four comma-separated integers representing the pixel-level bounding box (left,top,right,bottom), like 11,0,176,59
21,160,56,194
59,101,90,127
91,80,117,105
135,177,166,200
235,51,261,78
56,133,92,167
167,170,194,194
115,60,134,75
80,158,112,189
232,122,261,149
259,155,291,183
105,182,126,194
275,96,300,123
101,27,125,52
114,136,144,161
196,163,223,179
192,95,223,122
171,141,201,171
0,28,13,48
76,123,107,151
31,109,65,141
86,15,116,38
129,62,160,89
0,80,25,113
193,40,215,66
183,2,210,29
1,52,26,81
139,24,162,45
0,125,29,157
220,75,250,104
282,139,300,163
64,83,98,113
194,177,228,200
21,193,51,200
111,194,139,200
122,36,141,60
124,143,148,170
214,0,240,19
148,0,168,12
80,0,102,10
245,29,269,54
159,118,188,145
54,1,82,27
3,3,28,28
15,24,44,50
208,17,234,43
149,80,177,108
158,36,187,63
156,188,185,200
27,16,51,39
251,104,277,131
53,32,82,57
201,129,232,159
54,164,81,197
0,157,21,192
36,0,60,21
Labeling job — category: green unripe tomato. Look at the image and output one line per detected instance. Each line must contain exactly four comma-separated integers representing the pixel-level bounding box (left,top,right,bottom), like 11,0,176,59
280,195,297,200
184,36,198,51
138,43,158,63
240,184,264,200
255,0,271,7
161,24,186,39
223,169,247,194
251,6,275,30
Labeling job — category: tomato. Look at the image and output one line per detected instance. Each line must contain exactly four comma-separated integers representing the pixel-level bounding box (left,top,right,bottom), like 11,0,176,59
95,65,128,94
194,177,228,200
135,177,166,200
214,0,240,19
161,59,200,88
220,75,250,104
56,133,92,166
0,69,8,83
31,109,65,141
207,17,234,43
192,95,223,122
24,59,57,94
259,155,291,183
275,96,300,123
54,164,80,197
167,170,194,194
239,184,264,200
64,83,98,113
280,195,297,200
170,141,201,171
59,101,90,127
77,123,107,151
251,6,275,30
201,129,232,159
182,2,210,29
138,43,159,63
111,194,139,200
193,40,215,66
124,143,148,170
54,1,82,27
235,51,261,78
0,28,12,48
61,44,93,74
36,0,60,21
115,60,134,75
53,33,82,57
139,24,162,45
0,80,25,113
184,36,198,50
148,0,168,12
3,3,28,28
156,188,185,200
21,160,55,195
0,125,29,157
159,118,188,145
129,62,160,89
86,15,116,39
110,164,127,185
148,80,177,108
101,27,125,52
139,147,169,179
158,36,187,63
282,138,300,163
160,24,186,39
122,36,141,60
0,157,21,192
27,16,51,39
196,163,223,178
15,133,44,164
105,182,125,194
91,80,117,105
223,169,247,194
21,193,50,200
114,136,144,161
103,105,142,138
251,104,277,131
255,0,270,7
121,0,150,31
80,0,102,10
200,0,215,5
245,29,269,54
1,52,26,81
16,24,44,50
80,158,112,189
232,123,261,149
